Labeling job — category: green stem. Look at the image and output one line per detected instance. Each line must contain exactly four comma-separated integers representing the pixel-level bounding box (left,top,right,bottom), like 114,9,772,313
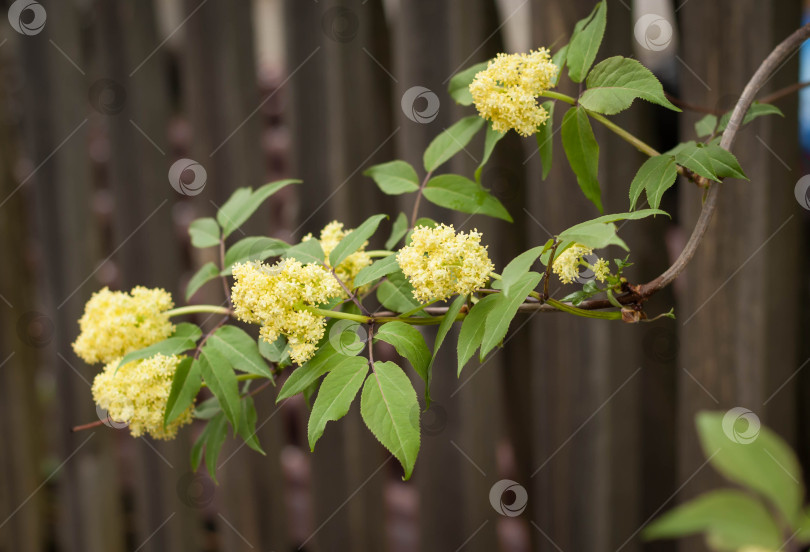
539,91,661,158
546,298,622,320
201,373,263,388
400,298,440,319
166,305,231,317
367,250,395,258
303,305,371,323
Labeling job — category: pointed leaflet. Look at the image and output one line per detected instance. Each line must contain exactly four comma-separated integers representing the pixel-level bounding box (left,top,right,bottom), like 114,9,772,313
696,411,803,523
694,114,717,138
354,254,399,288
186,262,220,301
198,344,241,428
426,294,466,405
191,412,227,477
277,345,363,402
237,395,264,454
330,214,387,268
673,141,719,181
208,325,274,380
480,272,542,359
643,490,782,550
189,218,220,248
579,56,680,115
423,174,513,222
448,61,488,106
116,335,199,372
717,101,783,133
164,357,202,426
283,237,325,265
457,294,500,374
552,209,669,254
258,335,288,364
475,125,506,184
423,116,485,172
629,155,678,210
376,270,422,313
561,106,602,212
217,179,300,238
363,160,420,195
361,361,421,480
566,0,607,83
373,321,431,382
537,101,555,180
500,245,546,296
222,237,289,274
704,144,748,180
308,357,369,450
386,212,409,250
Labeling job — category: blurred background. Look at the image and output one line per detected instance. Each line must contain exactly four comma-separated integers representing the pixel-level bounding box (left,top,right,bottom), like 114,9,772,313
0,0,807,551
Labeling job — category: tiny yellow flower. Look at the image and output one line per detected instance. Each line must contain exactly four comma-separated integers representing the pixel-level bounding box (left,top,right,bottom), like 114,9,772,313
552,244,593,284
470,49,559,137
73,287,175,365
304,220,372,291
231,259,343,364
92,354,193,440
593,258,611,283
397,224,494,302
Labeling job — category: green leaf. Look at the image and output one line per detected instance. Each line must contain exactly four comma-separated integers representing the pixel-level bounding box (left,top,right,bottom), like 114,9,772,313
423,116,485,172
237,396,264,455
629,155,678,210
448,61,488,106
354,254,399,288
283,238,325,265
189,218,220,248
480,272,541,358
116,336,198,372
217,179,300,238
361,361,421,480
643,490,782,550
193,396,221,420
186,262,220,301
704,144,748,180
696,411,804,524
457,294,500,375
191,412,226,475
329,214,387,268
203,413,228,482
551,44,568,87
164,357,202,426
674,141,719,181
553,209,669,254
566,1,607,83
500,246,546,296
537,101,555,180
386,213,409,250
561,106,602,212
427,294,466,405
258,335,288,364
198,344,241,428
717,101,784,133
173,323,203,342
423,174,513,222
222,237,289,274
277,345,363,402
695,114,718,137
475,125,506,184
208,325,273,380
579,56,680,115
376,270,421,313
308,357,369,450
374,321,431,382
363,160,420,195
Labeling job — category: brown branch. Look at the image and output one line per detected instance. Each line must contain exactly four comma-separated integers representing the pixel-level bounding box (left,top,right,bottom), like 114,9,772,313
410,171,433,228
665,92,723,115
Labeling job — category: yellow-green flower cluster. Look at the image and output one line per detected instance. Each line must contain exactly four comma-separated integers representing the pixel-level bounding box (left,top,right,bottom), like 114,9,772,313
91,354,193,440
73,287,175,364
304,220,372,291
231,259,343,364
397,224,493,302
469,49,558,137
553,244,610,284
